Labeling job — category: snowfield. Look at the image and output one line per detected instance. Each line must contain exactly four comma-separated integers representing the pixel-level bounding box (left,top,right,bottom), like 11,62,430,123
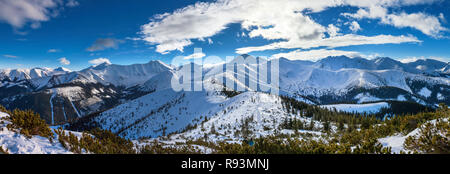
418,87,432,98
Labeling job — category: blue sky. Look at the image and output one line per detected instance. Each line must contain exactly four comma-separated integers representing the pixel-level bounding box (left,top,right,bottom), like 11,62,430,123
0,0,449,70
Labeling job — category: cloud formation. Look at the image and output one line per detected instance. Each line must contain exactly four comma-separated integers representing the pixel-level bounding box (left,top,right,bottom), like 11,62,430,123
58,57,70,65
342,1,447,37
66,0,79,7
3,54,19,58
271,49,361,61
399,56,449,63
236,34,420,54
48,49,60,53
89,58,111,65
139,0,445,54
349,21,361,33
184,52,206,60
86,38,124,52
0,0,79,29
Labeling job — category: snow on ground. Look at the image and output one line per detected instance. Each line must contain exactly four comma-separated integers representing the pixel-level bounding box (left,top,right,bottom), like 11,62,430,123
321,102,389,114
69,99,81,118
0,111,73,154
397,95,407,101
378,130,419,154
418,87,432,98
354,93,382,103
54,86,84,99
50,89,56,125
378,118,448,154
437,93,445,101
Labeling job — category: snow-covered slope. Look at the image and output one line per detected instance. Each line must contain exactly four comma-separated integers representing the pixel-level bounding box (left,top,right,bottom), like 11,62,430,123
164,92,324,143
441,63,450,74
93,87,324,140
0,111,72,154
93,79,227,139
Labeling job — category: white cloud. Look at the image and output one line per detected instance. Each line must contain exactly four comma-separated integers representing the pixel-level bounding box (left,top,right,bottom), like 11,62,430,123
3,54,19,58
139,0,442,54
89,58,111,65
236,34,420,54
439,13,446,23
343,2,447,37
271,49,361,61
184,52,206,60
86,38,124,52
183,48,206,59
349,21,361,32
399,56,449,63
327,24,341,37
362,53,383,60
66,0,79,7
139,0,338,54
384,12,447,37
58,57,70,65
48,49,60,53
0,0,78,29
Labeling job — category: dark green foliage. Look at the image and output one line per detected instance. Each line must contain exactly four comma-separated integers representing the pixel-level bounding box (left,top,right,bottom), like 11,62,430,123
221,87,242,98
280,96,380,132
322,120,331,132
216,105,448,154
404,105,450,154
5,108,53,139
377,101,433,118
64,111,102,132
280,116,304,130
0,105,7,113
55,127,136,154
240,116,254,139
404,119,449,154
138,139,209,154
214,102,449,154
215,136,391,154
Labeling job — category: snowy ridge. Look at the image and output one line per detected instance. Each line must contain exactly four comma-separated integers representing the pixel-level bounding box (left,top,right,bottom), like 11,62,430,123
161,92,324,143
276,57,449,97
78,61,173,88
0,67,71,82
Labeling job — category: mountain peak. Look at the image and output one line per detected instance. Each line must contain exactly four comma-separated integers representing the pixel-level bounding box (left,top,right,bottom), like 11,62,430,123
91,62,112,70
54,67,71,72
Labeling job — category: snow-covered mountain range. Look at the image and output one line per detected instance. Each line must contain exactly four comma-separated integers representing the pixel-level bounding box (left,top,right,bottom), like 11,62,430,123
0,56,448,127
